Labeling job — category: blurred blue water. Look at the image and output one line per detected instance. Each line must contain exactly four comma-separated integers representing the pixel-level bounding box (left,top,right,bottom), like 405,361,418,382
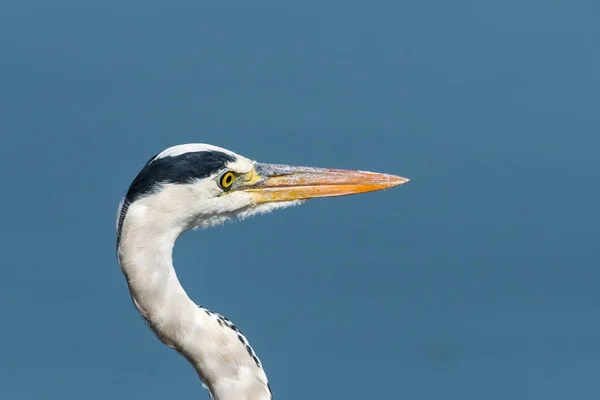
0,1,598,399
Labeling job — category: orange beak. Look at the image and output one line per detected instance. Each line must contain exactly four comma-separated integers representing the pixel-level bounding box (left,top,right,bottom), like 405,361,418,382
241,163,409,203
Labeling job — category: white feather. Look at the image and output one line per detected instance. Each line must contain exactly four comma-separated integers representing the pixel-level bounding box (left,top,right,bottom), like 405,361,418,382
152,143,241,162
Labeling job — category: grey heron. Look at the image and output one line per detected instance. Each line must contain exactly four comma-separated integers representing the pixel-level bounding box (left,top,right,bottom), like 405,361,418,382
116,143,409,400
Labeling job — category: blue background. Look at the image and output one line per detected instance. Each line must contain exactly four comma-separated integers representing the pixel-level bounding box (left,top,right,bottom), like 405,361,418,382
1,1,598,399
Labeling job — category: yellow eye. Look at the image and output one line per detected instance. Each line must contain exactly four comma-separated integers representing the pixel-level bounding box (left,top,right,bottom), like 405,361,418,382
219,171,236,190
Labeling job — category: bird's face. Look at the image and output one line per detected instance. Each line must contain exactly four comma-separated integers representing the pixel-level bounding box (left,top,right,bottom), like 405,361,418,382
117,144,409,236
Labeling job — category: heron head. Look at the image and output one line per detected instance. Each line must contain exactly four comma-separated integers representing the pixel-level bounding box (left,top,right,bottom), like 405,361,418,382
116,143,409,240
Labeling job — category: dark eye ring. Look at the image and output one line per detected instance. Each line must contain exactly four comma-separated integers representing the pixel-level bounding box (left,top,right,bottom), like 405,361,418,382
219,171,236,190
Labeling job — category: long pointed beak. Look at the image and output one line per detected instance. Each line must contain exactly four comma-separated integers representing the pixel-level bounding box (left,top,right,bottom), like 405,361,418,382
240,163,410,203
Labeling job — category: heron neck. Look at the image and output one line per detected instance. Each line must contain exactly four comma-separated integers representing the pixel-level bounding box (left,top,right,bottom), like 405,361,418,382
117,213,197,348
116,204,275,400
